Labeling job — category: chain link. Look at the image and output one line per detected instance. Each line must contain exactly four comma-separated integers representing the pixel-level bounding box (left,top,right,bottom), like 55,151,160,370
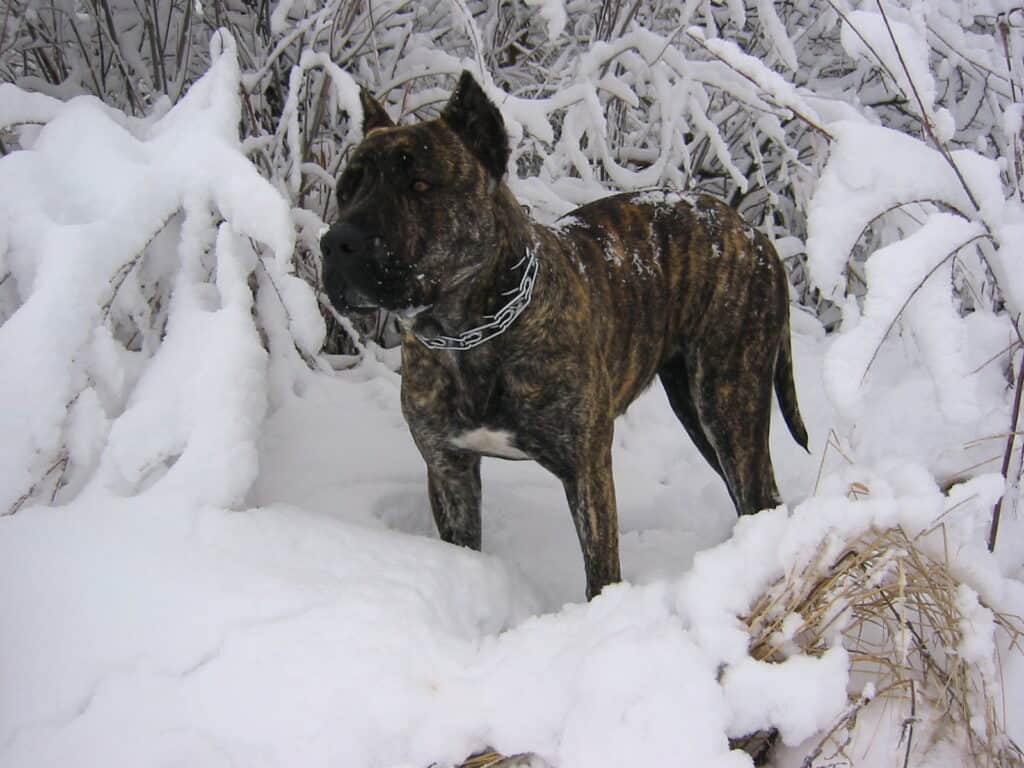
414,248,538,351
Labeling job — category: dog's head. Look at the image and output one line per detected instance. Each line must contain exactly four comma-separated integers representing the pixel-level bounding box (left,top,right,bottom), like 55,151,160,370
320,71,510,315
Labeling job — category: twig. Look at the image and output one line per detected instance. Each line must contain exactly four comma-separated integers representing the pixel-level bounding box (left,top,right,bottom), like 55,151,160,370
989,315,1024,552
999,13,1020,104
89,0,141,113
970,339,1022,376
899,679,917,767
171,0,194,102
927,24,1014,94
252,245,328,372
813,428,854,494
846,199,971,269
822,0,903,92
100,213,176,319
951,453,1005,478
999,13,1024,203
318,290,365,357
448,0,487,79
4,450,70,516
964,430,1024,449
66,11,104,98
799,690,872,768
0,0,14,61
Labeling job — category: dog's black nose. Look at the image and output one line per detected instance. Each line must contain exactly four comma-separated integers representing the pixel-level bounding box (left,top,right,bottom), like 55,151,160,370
320,222,385,263
320,222,393,309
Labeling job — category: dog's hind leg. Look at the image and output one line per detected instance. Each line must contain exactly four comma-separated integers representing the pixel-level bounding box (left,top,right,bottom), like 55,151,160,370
426,451,483,550
658,353,726,483
689,349,781,517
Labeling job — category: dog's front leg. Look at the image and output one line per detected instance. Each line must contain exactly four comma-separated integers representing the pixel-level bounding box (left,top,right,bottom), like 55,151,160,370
426,450,483,550
562,440,621,600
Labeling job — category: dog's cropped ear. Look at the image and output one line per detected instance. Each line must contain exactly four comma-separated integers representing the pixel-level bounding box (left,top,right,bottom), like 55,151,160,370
441,71,510,180
359,87,395,135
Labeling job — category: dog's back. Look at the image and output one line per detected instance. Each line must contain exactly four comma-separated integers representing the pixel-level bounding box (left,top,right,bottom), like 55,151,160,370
547,191,804,446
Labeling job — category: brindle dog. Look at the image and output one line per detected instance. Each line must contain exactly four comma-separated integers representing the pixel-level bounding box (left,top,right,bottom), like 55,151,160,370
321,72,808,600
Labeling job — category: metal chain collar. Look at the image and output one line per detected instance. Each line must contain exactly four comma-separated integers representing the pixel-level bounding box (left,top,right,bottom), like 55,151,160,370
414,247,539,351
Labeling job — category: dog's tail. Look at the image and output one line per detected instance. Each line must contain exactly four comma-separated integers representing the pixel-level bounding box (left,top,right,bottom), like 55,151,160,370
775,317,809,452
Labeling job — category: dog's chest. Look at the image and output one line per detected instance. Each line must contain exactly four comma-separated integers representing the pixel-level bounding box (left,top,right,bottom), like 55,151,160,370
449,427,530,460
401,344,548,461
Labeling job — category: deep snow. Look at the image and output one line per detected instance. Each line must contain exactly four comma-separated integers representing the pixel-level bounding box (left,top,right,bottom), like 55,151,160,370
2,316,1022,767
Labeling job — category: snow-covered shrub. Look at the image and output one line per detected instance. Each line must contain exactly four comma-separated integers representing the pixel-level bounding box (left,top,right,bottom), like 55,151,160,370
6,2,1020,326
2,5,1024,765
2,0,1022,527
0,33,324,515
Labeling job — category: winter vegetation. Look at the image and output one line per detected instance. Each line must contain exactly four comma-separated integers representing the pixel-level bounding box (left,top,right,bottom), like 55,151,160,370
1,0,1023,766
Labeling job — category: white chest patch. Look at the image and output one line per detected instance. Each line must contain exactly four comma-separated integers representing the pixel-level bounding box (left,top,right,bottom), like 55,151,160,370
450,428,530,460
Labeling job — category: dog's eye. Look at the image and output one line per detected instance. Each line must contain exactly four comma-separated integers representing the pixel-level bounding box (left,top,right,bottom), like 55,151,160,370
398,151,414,168
412,179,430,193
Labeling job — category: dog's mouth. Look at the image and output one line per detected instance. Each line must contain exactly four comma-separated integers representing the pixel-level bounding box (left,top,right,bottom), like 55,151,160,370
341,285,380,311
323,242,439,317
335,283,434,319
326,265,412,312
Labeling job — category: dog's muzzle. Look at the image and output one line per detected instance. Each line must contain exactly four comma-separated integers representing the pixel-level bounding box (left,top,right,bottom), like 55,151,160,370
320,221,392,310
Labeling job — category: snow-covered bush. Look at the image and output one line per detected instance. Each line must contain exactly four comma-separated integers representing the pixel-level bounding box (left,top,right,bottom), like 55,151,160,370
2,2,1024,766
5,1,1021,327
0,33,325,515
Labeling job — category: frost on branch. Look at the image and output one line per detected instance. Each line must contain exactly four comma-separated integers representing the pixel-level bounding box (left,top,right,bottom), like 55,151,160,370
0,32,323,514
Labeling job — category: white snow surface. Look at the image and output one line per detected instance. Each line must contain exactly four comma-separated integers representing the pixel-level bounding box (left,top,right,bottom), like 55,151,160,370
1,32,1023,768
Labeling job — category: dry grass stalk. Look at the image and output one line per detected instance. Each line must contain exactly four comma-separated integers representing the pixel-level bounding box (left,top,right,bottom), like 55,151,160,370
743,524,1024,767
449,749,549,768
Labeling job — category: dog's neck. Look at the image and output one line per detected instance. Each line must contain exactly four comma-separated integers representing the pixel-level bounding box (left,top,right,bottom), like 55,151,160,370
411,184,540,351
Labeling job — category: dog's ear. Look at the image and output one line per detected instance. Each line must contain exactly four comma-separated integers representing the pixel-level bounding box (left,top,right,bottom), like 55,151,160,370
441,71,510,180
359,87,395,135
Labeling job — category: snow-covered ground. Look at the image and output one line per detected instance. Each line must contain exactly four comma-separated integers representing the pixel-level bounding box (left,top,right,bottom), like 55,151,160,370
2,27,1024,768
3,308,1022,767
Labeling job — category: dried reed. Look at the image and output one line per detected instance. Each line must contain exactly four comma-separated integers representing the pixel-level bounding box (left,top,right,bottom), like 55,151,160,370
742,524,1024,767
